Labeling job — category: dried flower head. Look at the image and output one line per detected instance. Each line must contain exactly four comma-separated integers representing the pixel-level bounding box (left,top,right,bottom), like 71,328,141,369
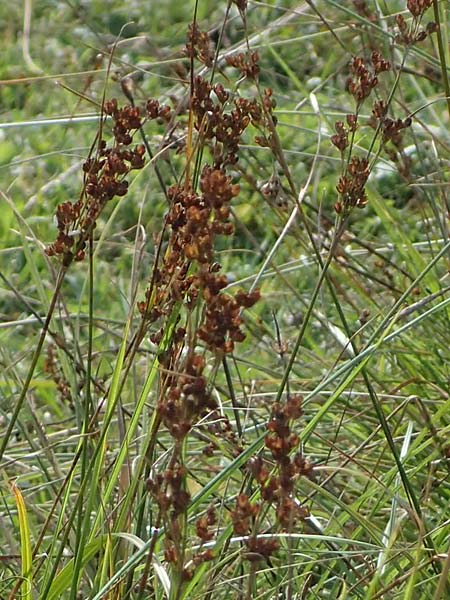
46,99,153,264
335,157,370,213
226,51,260,80
407,0,432,18
185,23,215,67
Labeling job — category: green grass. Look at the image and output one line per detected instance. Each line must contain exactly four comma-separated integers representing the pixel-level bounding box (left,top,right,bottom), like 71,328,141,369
1,1,450,599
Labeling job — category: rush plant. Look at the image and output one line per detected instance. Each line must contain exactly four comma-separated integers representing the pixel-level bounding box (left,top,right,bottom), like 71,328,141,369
1,1,449,599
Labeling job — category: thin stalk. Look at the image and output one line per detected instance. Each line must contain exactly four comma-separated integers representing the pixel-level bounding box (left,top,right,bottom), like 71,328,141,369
70,233,95,598
0,266,67,463
432,0,450,121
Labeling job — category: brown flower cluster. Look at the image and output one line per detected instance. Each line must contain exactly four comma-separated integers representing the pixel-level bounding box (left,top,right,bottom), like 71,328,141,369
196,505,217,542
139,27,267,585
197,289,258,352
147,460,214,580
332,51,391,213
346,53,390,105
230,494,278,560
371,51,391,75
46,97,171,265
230,396,311,562
244,395,311,531
147,168,261,440
184,23,214,67
138,68,262,349
231,493,260,536
395,12,438,45
158,350,216,441
142,167,259,346
406,0,432,18
144,98,172,122
189,60,276,160
167,173,236,265
331,113,358,154
147,460,190,518
335,157,370,213
191,76,268,167
380,115,412,147
368,99,413,172
226,51,260,81
45,199,84,264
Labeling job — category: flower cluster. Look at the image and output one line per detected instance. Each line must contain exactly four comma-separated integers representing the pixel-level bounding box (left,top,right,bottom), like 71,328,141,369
262,395,310,528
380,115,412,147
332,51,391,213
196,506,217,542
184,23,214,67
335,157,370,213
146,167,261,440
231,493,260,536
141,167,259,338
230,494,279,561
396,12,437,45
191,76,267,167
146,460,190,518
346,53,390,105
331,113,358,154
46,97,171,265
138,27,267,586
45,199,84,265
367,99,413,173
406,0,433,18
230,395,311,562
158,350,216,441
198,284,260,354
147,459,214,580
226,51,260,80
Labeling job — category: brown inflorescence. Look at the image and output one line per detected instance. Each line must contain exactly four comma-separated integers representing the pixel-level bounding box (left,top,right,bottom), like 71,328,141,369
330,113,358,154
406,0,433,18
369,98,413,172
380,116,412,147
190,76,271,167
184,23,215,67
196,506,217,543
233,394,311,562
231,493,260,536
140,43,265,584
332,51,392,213
371,51,391,75
335,157,370,213
346,54,387,105
395,8,437,46
226,51,260,81
263,395,311,528
46,97,171,265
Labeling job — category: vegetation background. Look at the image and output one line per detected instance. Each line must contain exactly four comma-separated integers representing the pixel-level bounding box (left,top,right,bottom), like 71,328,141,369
0,0,449,598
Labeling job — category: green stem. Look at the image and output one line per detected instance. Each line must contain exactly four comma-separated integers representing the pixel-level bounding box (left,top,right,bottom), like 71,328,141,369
433,0,450,122
0,266,67,463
